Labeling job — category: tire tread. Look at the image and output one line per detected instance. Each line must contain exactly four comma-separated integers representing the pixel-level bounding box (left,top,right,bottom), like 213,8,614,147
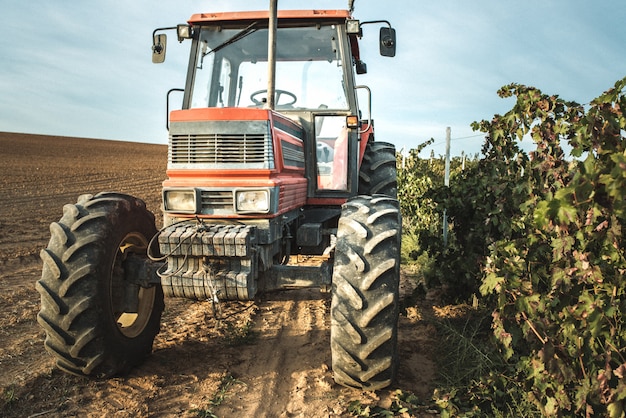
331,195,401,390
37,192,163,378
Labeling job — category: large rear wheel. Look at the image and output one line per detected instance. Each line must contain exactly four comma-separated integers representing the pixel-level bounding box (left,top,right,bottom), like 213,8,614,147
331,195,401,390
37,192,164,378
358,141,398,198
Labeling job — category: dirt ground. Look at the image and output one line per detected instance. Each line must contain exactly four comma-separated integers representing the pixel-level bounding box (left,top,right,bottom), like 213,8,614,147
0,132,439,417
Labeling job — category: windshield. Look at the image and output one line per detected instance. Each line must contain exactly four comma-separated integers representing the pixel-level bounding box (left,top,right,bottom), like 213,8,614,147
189,24,349,110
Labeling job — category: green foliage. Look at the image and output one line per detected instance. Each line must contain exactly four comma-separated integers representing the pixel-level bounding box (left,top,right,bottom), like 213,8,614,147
346,390,426,417
1,385,17,409
435,310,499,387
477,78,626,416
402,76,626,415
221,319,257,346
189,407,218,418
429,309,542,417
397,139,445,239
397,139,480,291
189,373,244,418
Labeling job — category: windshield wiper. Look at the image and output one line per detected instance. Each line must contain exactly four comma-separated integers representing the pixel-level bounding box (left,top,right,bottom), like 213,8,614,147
201,21,259,63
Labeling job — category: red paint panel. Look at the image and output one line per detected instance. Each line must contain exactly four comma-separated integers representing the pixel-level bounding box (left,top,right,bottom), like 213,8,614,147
189,10,350,24
170,108,270,122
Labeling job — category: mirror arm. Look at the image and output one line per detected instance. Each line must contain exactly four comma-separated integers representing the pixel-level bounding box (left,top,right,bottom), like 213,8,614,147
152,26,177,48
359,20,392,30
356,20,396,57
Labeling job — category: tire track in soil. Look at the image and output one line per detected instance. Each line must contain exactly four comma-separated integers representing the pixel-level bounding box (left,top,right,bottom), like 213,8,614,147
0,257,52,390
0,321,51,390
215,289,339,418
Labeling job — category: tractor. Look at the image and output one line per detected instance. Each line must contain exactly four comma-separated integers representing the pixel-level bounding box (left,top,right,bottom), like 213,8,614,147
37,3,400,390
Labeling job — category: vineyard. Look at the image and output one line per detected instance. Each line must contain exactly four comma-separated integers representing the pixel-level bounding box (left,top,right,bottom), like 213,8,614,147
399,76,626,416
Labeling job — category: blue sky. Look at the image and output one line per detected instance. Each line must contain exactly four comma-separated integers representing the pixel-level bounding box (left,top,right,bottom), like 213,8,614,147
1,1,624,157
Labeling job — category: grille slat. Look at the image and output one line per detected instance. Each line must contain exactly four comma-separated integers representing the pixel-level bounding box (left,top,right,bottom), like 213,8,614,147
200,190,233,214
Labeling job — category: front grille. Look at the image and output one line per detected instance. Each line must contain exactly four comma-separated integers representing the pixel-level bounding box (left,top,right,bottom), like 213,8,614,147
200,190,233,215
170,133,273,165
169,121,275,169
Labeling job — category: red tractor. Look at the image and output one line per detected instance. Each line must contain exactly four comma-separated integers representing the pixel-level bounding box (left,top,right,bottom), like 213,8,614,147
38,5,399,390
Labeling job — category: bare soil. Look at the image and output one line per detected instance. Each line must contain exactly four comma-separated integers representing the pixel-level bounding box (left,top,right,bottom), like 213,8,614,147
0,132,438,417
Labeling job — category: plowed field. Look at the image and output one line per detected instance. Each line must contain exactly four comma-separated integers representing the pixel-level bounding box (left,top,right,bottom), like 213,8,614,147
0,132,436,417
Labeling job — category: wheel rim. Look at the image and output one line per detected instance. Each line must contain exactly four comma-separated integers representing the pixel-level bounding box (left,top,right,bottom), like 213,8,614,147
111,232,156,338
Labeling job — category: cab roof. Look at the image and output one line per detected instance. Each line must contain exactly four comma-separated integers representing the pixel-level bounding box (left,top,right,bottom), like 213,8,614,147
189,9,351,24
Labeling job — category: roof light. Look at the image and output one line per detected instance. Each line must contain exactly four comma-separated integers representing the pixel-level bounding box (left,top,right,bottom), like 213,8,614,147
177,24,193,42
346,19,361,35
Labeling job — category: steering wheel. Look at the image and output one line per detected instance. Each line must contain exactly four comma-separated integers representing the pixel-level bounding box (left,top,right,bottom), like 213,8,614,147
250,89,297,106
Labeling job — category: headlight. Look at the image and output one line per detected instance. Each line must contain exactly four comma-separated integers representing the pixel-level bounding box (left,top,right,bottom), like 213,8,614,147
164,189,197,213
235,190,270,213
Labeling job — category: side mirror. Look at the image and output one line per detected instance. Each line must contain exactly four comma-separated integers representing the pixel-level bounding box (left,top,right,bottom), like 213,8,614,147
152,34,167,63
379,27,396,57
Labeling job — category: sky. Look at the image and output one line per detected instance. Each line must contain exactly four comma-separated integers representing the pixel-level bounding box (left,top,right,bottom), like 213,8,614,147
1,0,625,157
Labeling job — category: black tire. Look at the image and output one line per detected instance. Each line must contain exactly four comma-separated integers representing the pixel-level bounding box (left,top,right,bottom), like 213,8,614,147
37,192,164,378
358,141,398,198
330,195,401,390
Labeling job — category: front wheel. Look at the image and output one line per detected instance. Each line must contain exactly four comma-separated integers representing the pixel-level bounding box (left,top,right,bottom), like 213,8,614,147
330,195,401,390
37,192,164,378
